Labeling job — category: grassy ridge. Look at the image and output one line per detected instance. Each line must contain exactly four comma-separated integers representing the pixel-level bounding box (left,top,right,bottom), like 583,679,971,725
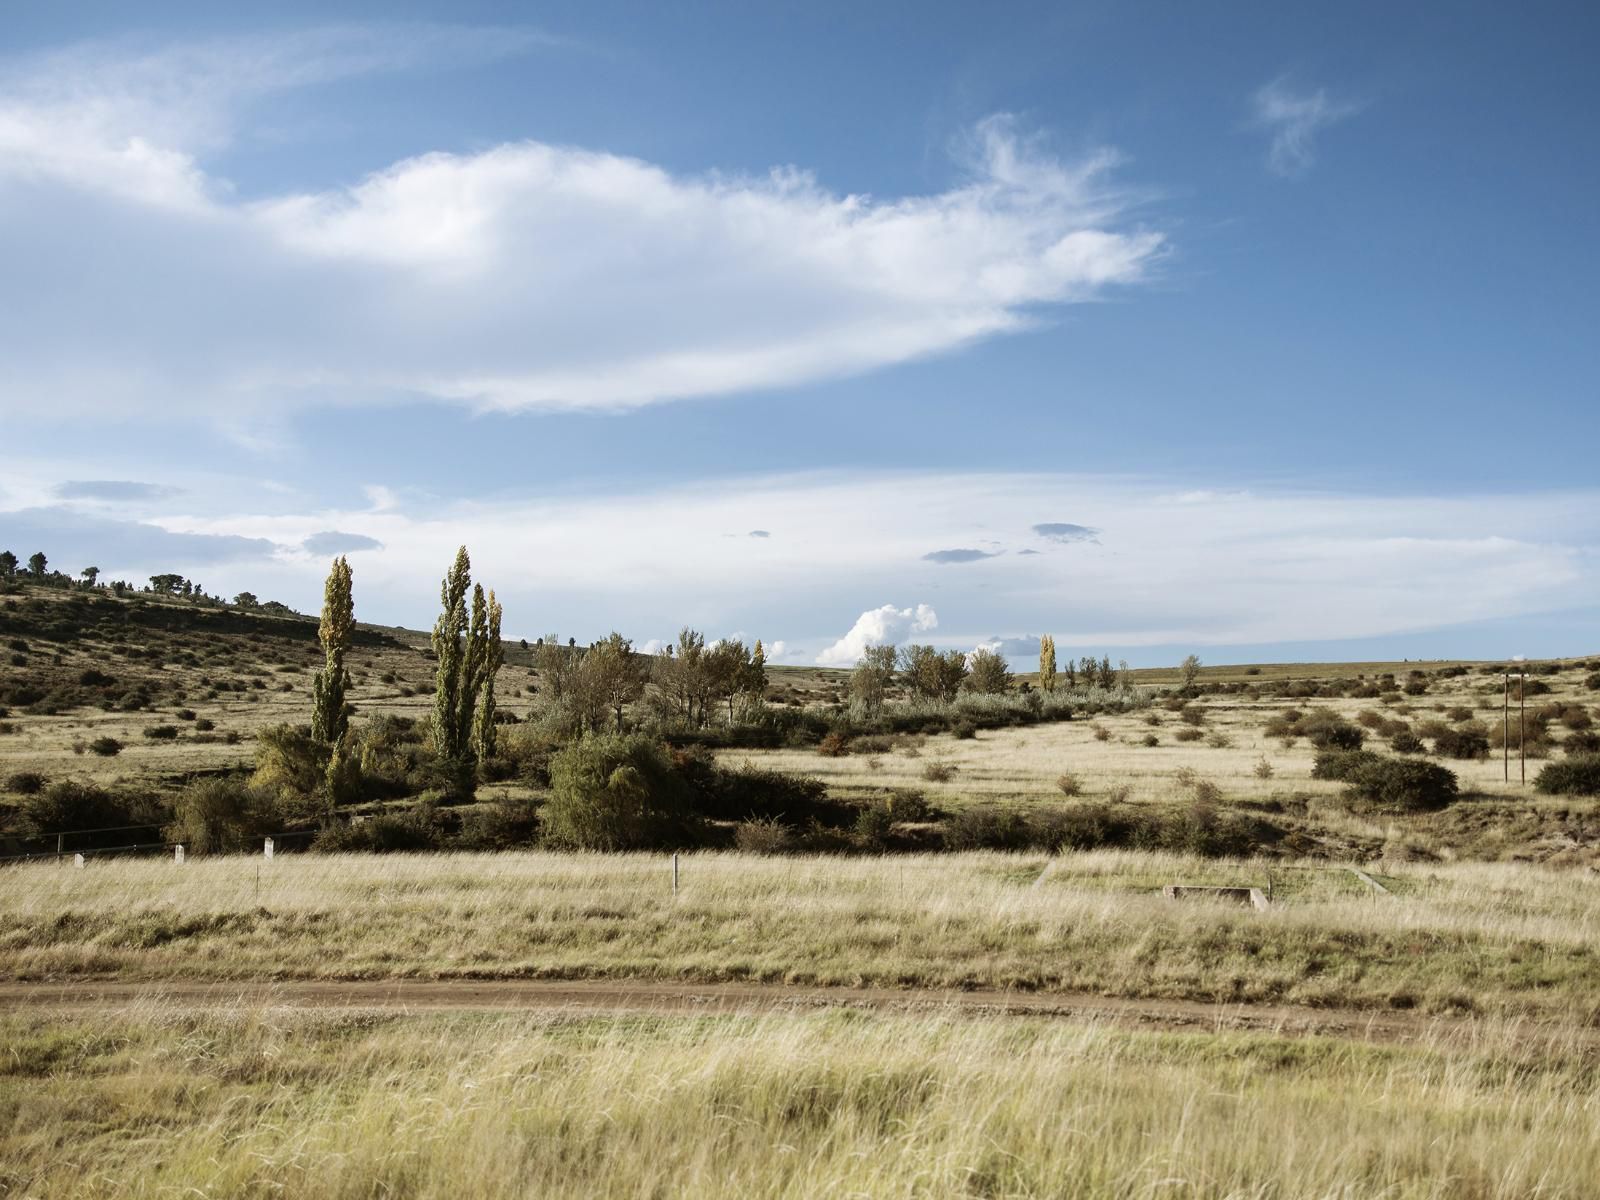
5,851,1599,1020
3,1004,1598,1198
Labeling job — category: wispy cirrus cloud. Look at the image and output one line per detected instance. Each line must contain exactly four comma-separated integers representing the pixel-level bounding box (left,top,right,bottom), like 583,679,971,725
0,29,1164,428
57,479,183,502
1251,76,1361,176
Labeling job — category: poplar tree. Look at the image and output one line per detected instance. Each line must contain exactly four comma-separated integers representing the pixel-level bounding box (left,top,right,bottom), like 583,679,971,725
472,590,504,761
310,556,353,745
432,547,500,794
1038,634,1057,693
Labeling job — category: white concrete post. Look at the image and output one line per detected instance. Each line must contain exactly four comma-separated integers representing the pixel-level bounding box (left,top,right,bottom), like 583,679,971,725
73,853,84,869
174,844,185,864
264,837,275,860
672,852,679,893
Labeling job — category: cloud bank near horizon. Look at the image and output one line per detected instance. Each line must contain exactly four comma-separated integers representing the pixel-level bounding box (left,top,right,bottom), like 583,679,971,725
9,471,1595,662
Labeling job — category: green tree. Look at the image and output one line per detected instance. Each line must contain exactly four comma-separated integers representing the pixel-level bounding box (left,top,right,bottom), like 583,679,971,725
472,590,504,761
27,551,47,577
654,628,709,725
746,639,768,702
431,547,496,795
233,591,259,609
1038,634,1057,693
80,566,100,588
0,551,16,579
310,557,354,746
541,734,697,850
706,638,751,723
851,644,897,713
583,632,648,732
964,647,1012,695
1180,654,1202,691
899,644,968,701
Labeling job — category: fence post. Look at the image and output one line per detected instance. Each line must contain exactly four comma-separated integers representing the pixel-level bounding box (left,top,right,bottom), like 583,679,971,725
174,844,185,864
264,837,274,860
672,852,679,894
73,853,84,869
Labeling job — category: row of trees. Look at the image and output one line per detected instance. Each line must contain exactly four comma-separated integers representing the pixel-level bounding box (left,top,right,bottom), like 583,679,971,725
849,643,1013,713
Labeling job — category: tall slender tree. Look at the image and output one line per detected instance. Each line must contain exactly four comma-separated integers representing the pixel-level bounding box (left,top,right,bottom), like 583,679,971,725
472,590,504,761
310,556,354,745
1038,634,1057,693
432,547,499,793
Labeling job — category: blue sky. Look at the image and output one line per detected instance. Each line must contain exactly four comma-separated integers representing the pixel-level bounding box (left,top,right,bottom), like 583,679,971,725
2,1,1597,665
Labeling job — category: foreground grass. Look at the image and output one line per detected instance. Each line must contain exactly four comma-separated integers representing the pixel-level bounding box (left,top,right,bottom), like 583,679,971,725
4,851,1599,1020
3,1003,1598,1199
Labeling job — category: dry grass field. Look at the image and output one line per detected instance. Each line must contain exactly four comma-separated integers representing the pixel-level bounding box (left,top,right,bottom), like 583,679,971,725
5,584,1600,1197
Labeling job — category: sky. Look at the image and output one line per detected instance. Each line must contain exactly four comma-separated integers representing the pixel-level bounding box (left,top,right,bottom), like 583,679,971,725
2,1,1597,667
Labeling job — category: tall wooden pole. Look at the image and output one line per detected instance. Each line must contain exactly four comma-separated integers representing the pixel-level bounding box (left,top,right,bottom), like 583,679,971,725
1520,671,1526,785
1503,672,1509,783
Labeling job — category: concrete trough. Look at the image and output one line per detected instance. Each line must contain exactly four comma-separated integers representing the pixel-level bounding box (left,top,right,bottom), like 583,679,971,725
1162,884,1271,911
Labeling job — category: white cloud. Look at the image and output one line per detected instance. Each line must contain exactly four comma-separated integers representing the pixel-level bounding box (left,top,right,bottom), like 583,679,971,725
95,470,1600,657
1251,77,1360,176
816,603,939,666
0,32,1163,424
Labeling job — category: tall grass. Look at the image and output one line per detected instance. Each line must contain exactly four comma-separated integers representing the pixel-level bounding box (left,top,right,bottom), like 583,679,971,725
5,851,1599,1020
3,1003,1598,1198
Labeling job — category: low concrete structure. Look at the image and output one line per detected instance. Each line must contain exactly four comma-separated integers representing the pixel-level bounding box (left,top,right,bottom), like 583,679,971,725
1162,884,1270,911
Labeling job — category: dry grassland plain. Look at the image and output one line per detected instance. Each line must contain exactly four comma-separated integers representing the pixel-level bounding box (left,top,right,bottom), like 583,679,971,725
4,587,1600,1197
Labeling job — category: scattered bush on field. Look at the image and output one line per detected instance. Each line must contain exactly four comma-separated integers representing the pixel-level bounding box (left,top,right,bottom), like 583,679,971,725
922,762,958,783
1055,772,1081,797
7,770,45,794
142,724,179,740
734,817,794,853
88,736,122,756
1253,757,1274,779
1433,726,1490,760
816,731,849,757
1390,730,1425,754
313,810,442,853
1341,756,1459,812
1533,755,1600,797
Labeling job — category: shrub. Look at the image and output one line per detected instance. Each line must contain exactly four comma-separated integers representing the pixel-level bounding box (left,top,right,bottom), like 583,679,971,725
542,734,699,850
1253,757,1274,779
1092,724,1110,741
1433,727,1489,759
1055,772,1081,797
1141,733,1159,747
1585,674,1600,692
1564,731,1600,756
1173,727,1203,743
88,736,123,757
943,806,1030,851
1303,713,1364,751
250,724,329,815
142,724,179,740
1390,730,1425,754
1343,757,1459,812
921,762,958,783
194,717,216,732
314,810,442,853
853,805,894,850
1312,749,1383,781
953,719,978,740
20,780,165,843
176,708,197,721
1205,731,1233,749
816,731,850,758
884,787,935,822
734,817,794,853
165,778,277,854
1533,755,1600,796
456,796,540,850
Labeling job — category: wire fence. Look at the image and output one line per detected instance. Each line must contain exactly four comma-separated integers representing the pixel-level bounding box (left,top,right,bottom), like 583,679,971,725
0,828,318,866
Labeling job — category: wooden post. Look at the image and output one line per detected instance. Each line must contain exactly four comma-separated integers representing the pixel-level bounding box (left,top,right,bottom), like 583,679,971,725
1503,671,1509,783
672,852,679,894
1520,671,1526,785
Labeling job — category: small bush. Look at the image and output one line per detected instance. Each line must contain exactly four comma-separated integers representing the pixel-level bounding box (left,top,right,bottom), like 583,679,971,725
194,717,216,732
922,762,958,783
1564,731,1600,756
314,811,442,853
1091,724,1110,741
735,817,794,853
884,788,935,821
1533,755,1600,797
142,724,180,740
953,720,977,740
853,805,894,849
1343,757,1459,812
6,771,45,795
1206,731,1233,749
1055,772,1081,797
1173,727,1203,743
1253,757,1273,779
165,778,278,854
1390,730,1425,754
88,736,123,757
816,731,850,758
1141,733,1159,747
176,708,197,721
1433,727,1489,760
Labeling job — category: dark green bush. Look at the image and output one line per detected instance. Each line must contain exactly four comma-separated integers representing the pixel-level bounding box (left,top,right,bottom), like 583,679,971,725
1311,749,1382,781
142,724,179,740
88,736,123,756
1432,727,1489,759
542,734,699,850
1390,731,1424,754
165,778,277,854
19,781,166,844
456,796,540,849
1343,757,1459,812
313,811,442,853
1533,755,1600,796
1564,731,1600,756
7,770,45,794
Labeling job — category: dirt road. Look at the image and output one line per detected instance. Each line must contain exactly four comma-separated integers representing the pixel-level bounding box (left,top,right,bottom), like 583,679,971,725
1,977,1587,1047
